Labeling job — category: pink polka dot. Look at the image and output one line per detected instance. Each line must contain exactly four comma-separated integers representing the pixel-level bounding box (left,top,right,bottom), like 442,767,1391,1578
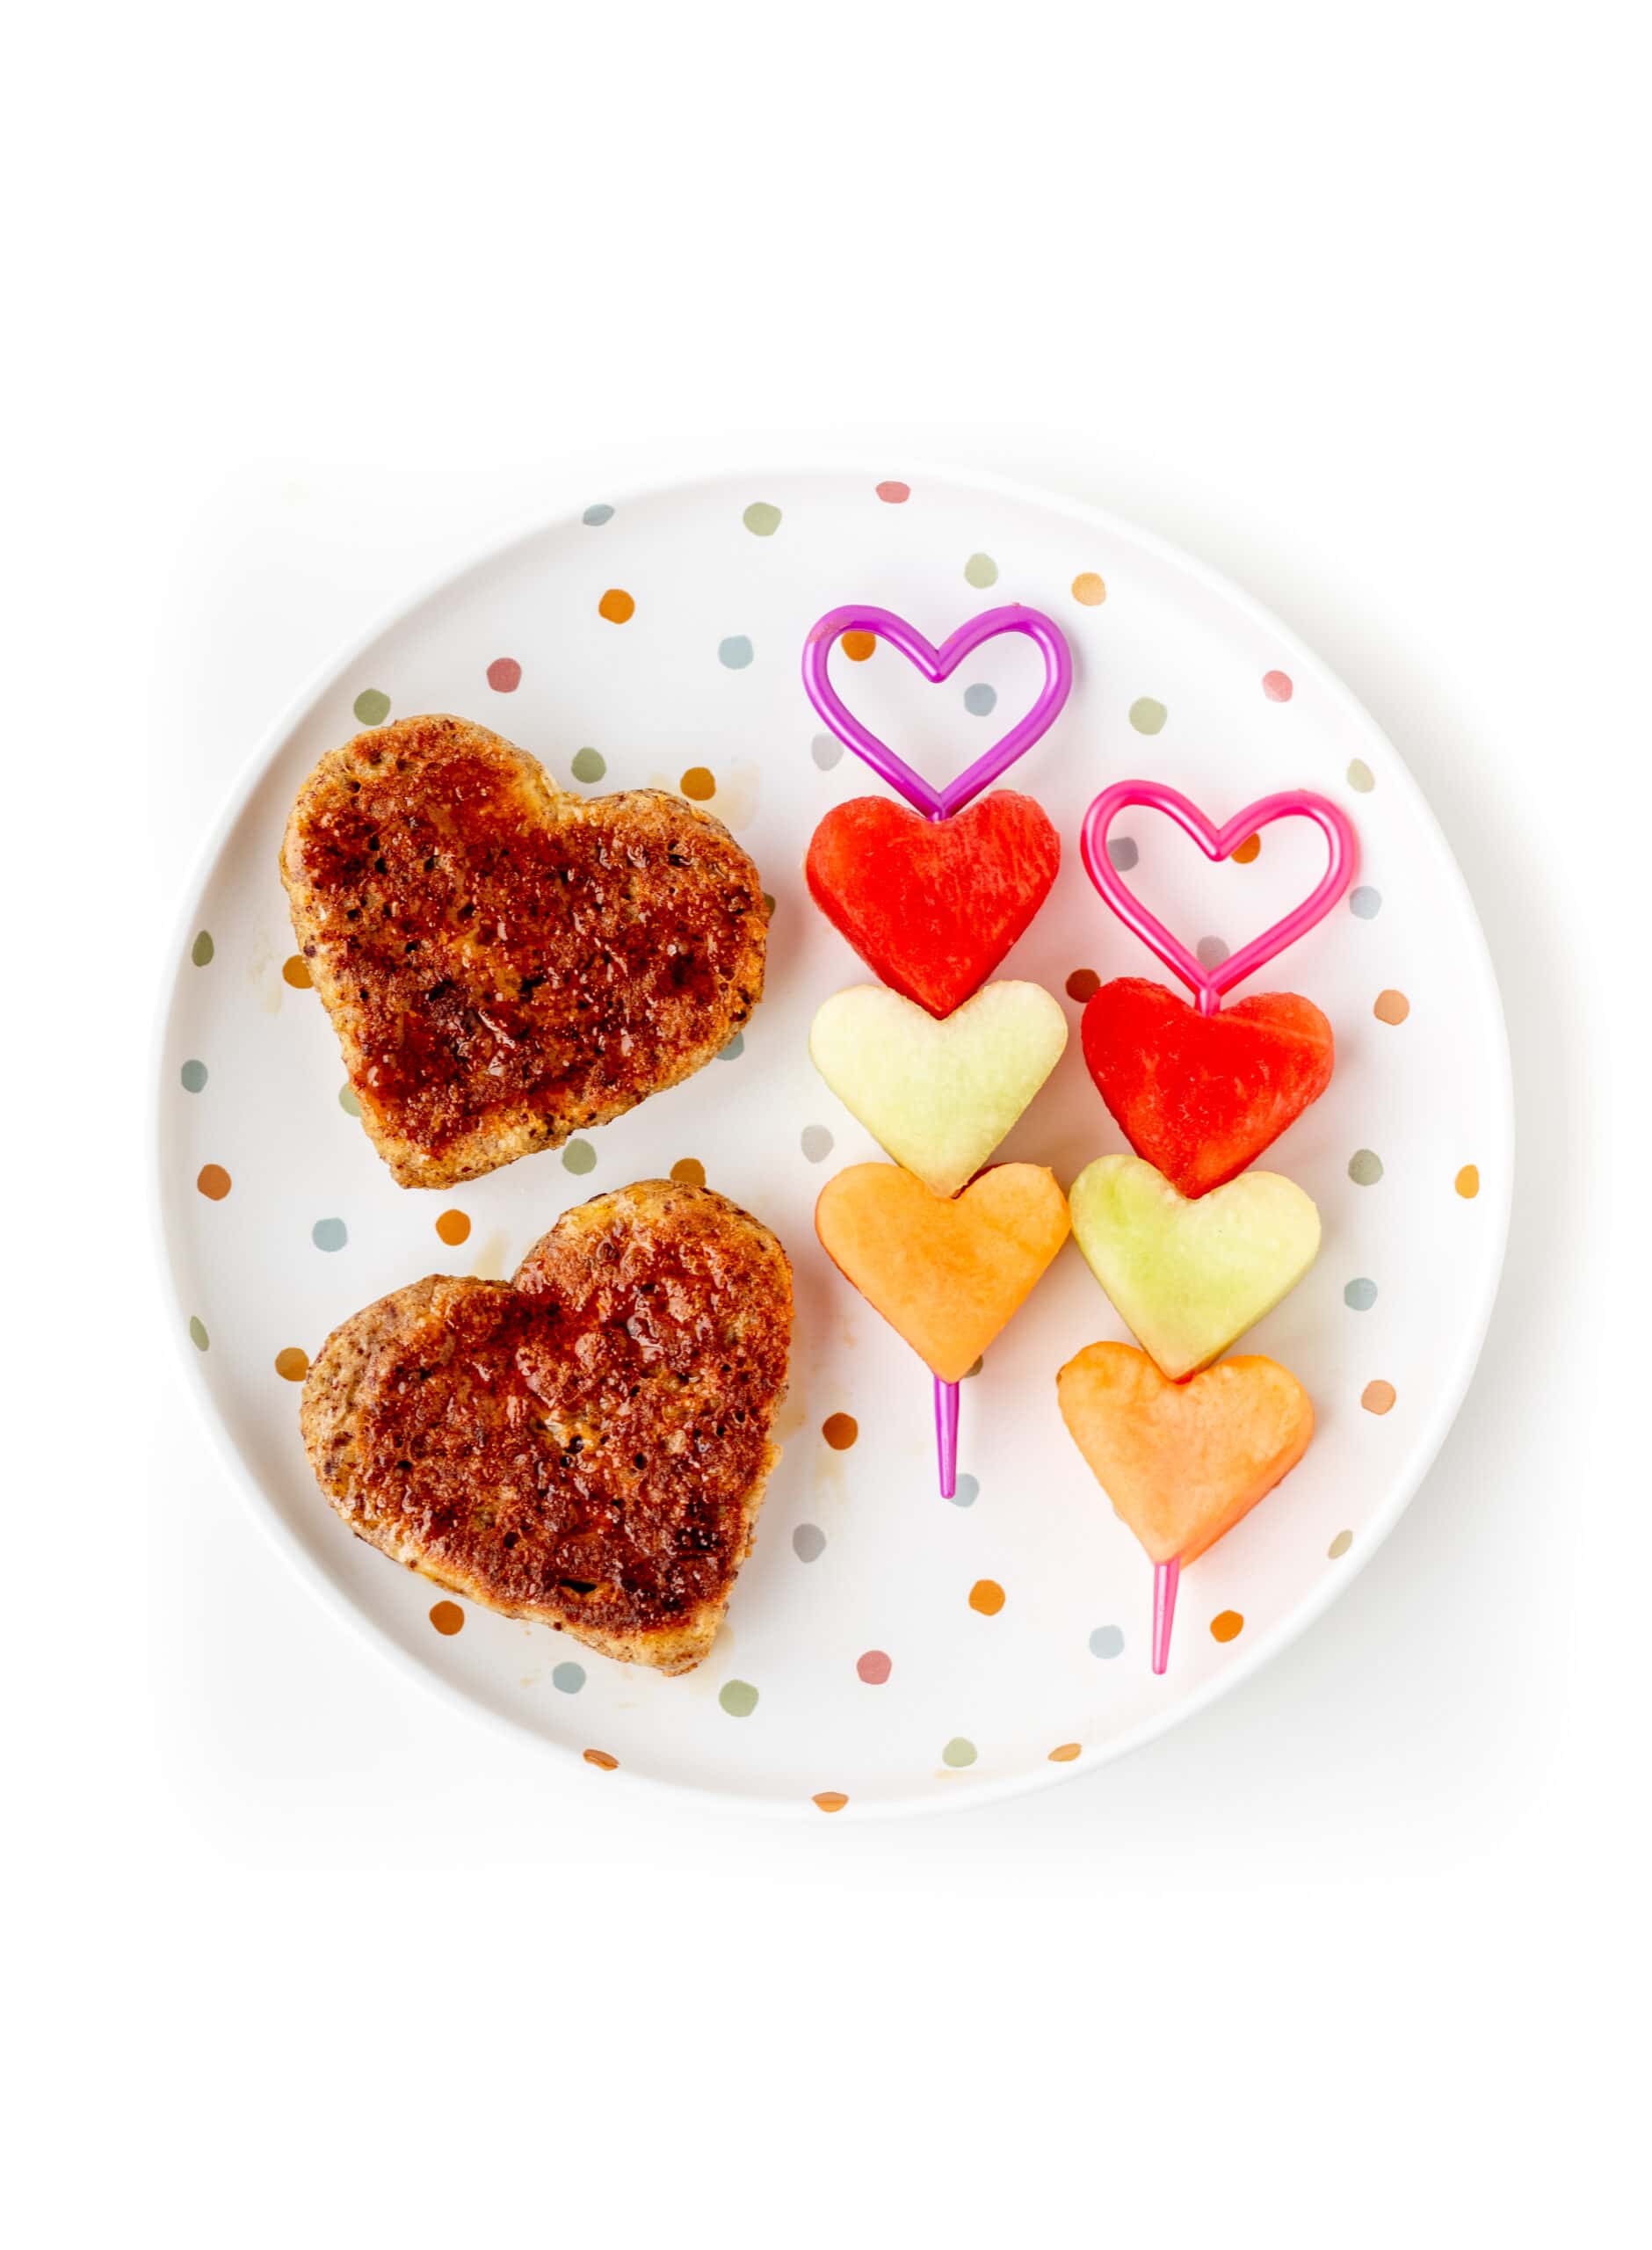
875,481,910,504
487,657,522,693
1262,669,1293,701
856,1650,892,1685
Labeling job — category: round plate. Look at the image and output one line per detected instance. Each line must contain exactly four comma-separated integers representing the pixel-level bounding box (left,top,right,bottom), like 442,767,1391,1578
155,465,1511,1816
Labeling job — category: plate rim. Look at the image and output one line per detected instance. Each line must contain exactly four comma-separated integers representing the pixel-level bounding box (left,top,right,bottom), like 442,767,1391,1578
149,456,1515,1819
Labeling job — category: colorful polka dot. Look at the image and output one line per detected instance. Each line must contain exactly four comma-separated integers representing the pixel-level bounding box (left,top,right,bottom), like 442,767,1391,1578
961,1357,983,1380
1089,1625,1125,1659
1065,969,1101,1002
680,766,716,800
964,553,999,588
582,503,615,526
717,636,754,670
841,629,876,662
1346,758,1375,792
792,1523,826,1564
180,1060,208,1093
1348,1150,1384,1187
718,1032,745,1060
1209,1610,1244,1644
1048,1743,1082,1762
1344,1277,1378,1311
800,1124,834,1163
1262,670,1293,701
353,689,391,727
274,1347,309,1383
1373,989,1410,1025
968,1579,1005,1616
191,930,214,967
743,501,781,536
1362,1380,1396,1414
282,954,313,990
813,1790,850,1811
197,1164,231,1201
1230,833,1262,865
435,1209,470,1246
951,1473,979,1509
810,733,844,771
1350,886,1381,918
552,1661,586,1694
875,481,909,504
338,1083,361,1116
719,1680,759,1717
1456,1165,1481,1199
188,1317,209,1352
856,1650,892,1685
598,588,634,623
963,682,997,716
1328,1530,1353,1560
429,1600,464,1636
583,1748,619,1769
571,746,605,783
1196,935,1229,969
822,1412,858,1450
486,657,521,693
670,1158,706,1187
1071,571,1106,606
941,1737,977,1768
312,1217,348,1252
562,1139,597,1175
1107,835,1139,872
1129,697,1167,735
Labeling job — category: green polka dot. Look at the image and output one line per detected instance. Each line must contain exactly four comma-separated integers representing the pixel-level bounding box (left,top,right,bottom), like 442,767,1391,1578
179,1060,208,1093
563,1139,597,1175
1129,697,1167,735
1328,1530,1353,1559
762,891,776,918
571,746,605,783
188,1317,209,1352
719,1679,759,1717
191,930,214,968
338,1083,361,1116
743,501,781,536
353,688,391,727
1347,758,1375,792
941,1737,977,1768
719,1032,745,1060
963,553,998,588
1348,1149,1384,1186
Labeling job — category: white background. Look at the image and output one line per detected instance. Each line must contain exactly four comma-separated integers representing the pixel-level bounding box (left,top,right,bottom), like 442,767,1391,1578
7,4,1643,2244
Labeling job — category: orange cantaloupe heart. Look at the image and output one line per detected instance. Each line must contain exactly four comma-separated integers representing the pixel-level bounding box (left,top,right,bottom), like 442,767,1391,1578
1056,1341,1313,1565
815,1163,1070,1383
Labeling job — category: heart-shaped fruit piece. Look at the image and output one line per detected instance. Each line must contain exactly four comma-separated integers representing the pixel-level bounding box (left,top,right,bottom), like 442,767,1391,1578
806,792,1060,1019
809,981,1067,1199
815,1163,1070,1383
282,715,767,1187
1068,1154,1320,1381
1082,977,1334,1197
301,1179,793,1674
1056,1341,1313,1566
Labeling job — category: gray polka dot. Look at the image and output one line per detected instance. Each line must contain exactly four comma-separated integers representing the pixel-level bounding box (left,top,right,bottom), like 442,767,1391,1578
1107,836,1139,873
792,1523,826,1563
963,682,997,716
1344,1277,1379,1310
1089,1625,1125,1659
562,1139,597,1175
582,503,614,526
1350,885,1381,919
718,635,754,670
311,1217,348,1252
552,1661,586,1694
1196,935,1229,969
951,1473,979,1509
1349,1150,1384,1186
801,1124,834,1163
179,1060,207,1093
719,1032,745,1060
810,733,844,771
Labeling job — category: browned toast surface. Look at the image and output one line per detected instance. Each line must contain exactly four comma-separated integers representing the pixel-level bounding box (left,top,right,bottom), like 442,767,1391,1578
300,1180,793,1673
280,715,766,1187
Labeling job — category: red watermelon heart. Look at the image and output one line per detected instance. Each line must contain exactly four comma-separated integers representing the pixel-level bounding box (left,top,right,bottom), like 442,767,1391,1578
1082,977,1335,1197
806,791,1060,1019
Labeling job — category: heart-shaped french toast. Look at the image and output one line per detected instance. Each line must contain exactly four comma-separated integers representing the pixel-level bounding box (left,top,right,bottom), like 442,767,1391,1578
301,1179,793,1673
281,715,767,1187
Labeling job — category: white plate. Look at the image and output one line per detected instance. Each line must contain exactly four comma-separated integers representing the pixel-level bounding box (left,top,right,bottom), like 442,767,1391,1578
154,464,1511,1817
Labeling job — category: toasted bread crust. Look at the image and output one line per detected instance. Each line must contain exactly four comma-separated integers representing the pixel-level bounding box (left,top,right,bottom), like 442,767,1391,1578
281,715,766,1187
301,1180,793,1673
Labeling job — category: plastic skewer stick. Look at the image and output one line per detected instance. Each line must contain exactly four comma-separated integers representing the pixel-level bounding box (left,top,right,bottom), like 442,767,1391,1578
933,1374,960,1499
1151,1556,1181,1674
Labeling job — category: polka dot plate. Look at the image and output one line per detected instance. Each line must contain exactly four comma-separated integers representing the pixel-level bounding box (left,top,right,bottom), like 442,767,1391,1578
156,466,1511,1816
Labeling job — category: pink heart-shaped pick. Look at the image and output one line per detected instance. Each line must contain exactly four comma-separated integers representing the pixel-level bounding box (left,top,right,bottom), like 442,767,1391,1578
1080,780,1358,1013
801,603,1073,818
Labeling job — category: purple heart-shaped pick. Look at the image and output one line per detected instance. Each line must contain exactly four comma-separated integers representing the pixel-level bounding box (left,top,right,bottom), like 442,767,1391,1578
801,603,1073,819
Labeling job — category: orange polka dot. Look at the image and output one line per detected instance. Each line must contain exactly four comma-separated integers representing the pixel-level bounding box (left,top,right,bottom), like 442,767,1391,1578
1373,989,1410,1025
583,1748,620,1770
1362,1379,1396,1415
1047,1743,1082,1762
813,1790,849,1812
680,766,716,801
1455,1165,1480,1199
968,1579,1005,1616
429,1600,465,1636
273,1346,309,1383
1070,571,1106,606
435,1209,471,1246
841,629,876,662
196,1164,231,1201
1230,833,1262,864
281,954,313,989
671,1158,706,1187
822,1412,859,1450
598,588,635,624
1065,968,1101,1002
1209,1609,1244,1644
